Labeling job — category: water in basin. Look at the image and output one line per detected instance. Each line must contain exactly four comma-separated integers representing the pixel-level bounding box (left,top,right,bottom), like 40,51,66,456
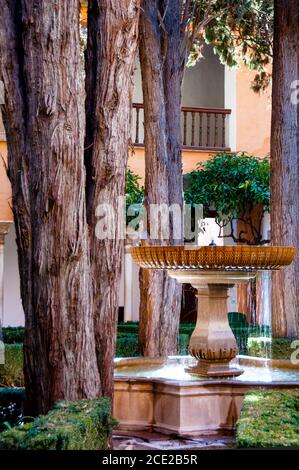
114,356,299,383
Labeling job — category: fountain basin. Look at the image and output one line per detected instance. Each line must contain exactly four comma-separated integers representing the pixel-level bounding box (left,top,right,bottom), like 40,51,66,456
131,245,296,378
131,245,296,271
114,356,299,436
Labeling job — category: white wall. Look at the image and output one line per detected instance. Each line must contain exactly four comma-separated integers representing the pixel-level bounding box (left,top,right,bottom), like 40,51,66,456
224,66,237,151
3,225,24,326
131,44,225,146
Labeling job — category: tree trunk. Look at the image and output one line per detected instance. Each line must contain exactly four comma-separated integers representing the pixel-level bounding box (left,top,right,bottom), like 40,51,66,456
271,0,299,338
0,0,100,415
138,0,183,356
85,0,140,396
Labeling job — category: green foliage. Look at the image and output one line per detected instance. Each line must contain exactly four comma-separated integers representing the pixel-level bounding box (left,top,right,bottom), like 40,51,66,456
116,334,140,358
236,389,299,447
228,312,249,354
126,169,144,206
0,398,117,450
115,330,191,357
126,168,144,227
248,324,271,337
118,321,139,334
2,327,24,344
178,334,190,355
0,388,25,431
184,152,270,244
0,344,23,387
187,0,273,91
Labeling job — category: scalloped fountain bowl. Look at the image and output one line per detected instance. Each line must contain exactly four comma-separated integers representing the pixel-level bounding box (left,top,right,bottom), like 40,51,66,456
113,245,296,436
131,245,296,378
131,245,295,271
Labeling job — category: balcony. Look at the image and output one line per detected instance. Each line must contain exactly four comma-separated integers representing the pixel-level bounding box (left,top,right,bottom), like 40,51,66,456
132,103,231,152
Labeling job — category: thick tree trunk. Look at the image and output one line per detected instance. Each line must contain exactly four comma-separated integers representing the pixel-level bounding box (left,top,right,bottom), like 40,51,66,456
0,0,100,415
271,0,299,338
138,0,183,356
85,0,140,396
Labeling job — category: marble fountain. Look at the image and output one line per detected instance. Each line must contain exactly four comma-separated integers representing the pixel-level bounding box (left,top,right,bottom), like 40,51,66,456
113,245,298,436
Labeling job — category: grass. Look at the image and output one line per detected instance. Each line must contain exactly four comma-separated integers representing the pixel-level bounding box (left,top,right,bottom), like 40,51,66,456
0,344,23,387
236,389,299,447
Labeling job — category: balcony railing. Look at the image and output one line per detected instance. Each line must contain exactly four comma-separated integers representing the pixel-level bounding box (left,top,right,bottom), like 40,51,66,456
132,103,231,151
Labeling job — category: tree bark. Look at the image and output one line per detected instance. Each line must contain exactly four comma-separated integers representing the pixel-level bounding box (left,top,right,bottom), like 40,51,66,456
85,0,140,396
138,0,183,356
0,0,100,415
271,0,299,338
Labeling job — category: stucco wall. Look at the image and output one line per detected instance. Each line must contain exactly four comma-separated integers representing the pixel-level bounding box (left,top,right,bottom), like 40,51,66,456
0,140,12,222
236,64,271,156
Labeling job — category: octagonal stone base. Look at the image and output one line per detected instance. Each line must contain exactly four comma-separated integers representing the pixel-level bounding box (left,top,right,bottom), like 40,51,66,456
114,377,246,436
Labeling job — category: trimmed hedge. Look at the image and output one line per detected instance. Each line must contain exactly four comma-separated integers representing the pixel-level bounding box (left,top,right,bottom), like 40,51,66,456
0,398,117,450
115,332,191,357
118,322,139,334
247,338,294,360
0,388,25,431
2,327,24,345
115,334,140,358
236,389,299,448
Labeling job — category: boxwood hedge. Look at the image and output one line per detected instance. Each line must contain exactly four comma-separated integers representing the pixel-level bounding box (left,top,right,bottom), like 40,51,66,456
0,398,117,450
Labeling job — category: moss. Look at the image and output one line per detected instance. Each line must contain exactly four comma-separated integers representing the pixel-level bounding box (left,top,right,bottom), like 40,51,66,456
0,398,117,450
236,389,299,448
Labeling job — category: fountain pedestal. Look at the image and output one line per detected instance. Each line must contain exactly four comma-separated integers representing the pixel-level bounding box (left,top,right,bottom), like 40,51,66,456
169,271,256,377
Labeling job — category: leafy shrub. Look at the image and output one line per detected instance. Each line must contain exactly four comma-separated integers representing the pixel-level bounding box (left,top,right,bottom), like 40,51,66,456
126,169,144,225
237,389,299,447
184,152,270,245
0,344,24,387
0,398,117,450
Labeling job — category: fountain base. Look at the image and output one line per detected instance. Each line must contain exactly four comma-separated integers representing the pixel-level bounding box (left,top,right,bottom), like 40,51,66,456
114,356,299,436
186,360,243,377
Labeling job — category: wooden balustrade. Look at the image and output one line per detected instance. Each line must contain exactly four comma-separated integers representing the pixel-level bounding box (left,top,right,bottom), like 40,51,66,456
132,103,231,151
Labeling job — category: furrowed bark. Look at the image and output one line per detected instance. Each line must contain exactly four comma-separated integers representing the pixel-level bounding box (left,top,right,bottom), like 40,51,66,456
0,0,100,415
270,0,299,338
85,0,140,396
139,0,184,356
